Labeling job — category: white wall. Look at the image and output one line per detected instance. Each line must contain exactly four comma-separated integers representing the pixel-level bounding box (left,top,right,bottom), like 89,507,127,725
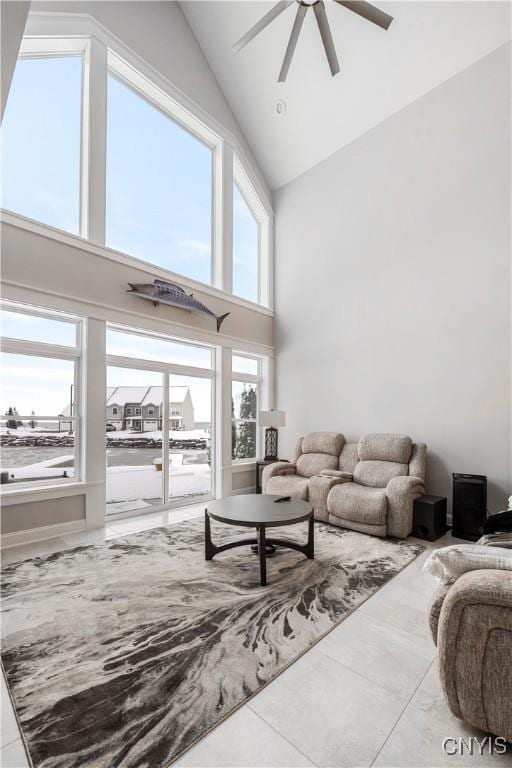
274,43,511,514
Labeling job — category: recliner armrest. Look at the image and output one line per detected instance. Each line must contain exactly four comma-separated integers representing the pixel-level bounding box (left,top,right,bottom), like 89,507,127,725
386,475,425,495
309,474,347,523
437,570,512,738
261,462,296,494
385,475,425,539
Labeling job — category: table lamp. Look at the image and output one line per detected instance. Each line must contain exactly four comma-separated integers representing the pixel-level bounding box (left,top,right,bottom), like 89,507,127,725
258,409,286,461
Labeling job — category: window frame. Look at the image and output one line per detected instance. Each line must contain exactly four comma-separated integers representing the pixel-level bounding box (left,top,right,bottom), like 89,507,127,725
5,37,92,239
233,158,270,307
1,22,274,311
231,352,261,465
0,301,84,491
105,57,218,286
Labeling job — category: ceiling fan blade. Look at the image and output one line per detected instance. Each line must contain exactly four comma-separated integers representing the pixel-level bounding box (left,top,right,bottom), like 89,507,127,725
233,1,295,53
313,2,340,77
334,1,393,30
278,3,308,83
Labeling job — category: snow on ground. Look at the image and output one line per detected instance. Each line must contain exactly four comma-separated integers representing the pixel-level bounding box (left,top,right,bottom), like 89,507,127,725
106,463,211,503
1,427,209,440
3,453,210,502
2,456,75,480
108,429,209,441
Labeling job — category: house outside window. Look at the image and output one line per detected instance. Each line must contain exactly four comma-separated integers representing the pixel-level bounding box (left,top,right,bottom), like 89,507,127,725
0,302,82,487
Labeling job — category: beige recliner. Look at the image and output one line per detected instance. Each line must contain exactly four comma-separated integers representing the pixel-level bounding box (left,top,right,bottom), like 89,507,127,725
429,568,512,741
327,433,426,539
262,432,345,500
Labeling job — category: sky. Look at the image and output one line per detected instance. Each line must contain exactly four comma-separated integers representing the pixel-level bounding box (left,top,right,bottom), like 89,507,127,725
0,316,215,422
1,56,82,233
1,54,260,303
1,317,258,423
0,312,77,415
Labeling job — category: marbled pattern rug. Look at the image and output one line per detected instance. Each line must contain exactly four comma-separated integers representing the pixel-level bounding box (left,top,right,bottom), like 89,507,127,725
1,518,423,768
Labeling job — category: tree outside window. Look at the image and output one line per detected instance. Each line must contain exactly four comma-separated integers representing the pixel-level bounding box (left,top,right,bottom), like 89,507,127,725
232,382,257,460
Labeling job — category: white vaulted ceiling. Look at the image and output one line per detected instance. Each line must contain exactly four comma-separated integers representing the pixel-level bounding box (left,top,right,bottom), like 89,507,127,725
182,1,510,190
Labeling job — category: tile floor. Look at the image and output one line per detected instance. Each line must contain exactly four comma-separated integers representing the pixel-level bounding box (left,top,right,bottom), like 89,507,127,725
1,510,510,768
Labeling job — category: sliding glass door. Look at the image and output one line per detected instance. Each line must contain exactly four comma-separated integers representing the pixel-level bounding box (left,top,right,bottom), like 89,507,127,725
106,327,214,518
106,366,164,515
168,374,212,503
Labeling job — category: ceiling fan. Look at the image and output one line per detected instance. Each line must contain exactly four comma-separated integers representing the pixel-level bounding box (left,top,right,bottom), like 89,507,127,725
233,0,393,82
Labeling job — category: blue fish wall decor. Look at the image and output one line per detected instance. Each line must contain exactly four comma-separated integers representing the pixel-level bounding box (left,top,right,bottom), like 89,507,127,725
127,280,230,332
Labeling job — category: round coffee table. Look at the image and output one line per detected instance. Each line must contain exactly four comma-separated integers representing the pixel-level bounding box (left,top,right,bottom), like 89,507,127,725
205,494,314,586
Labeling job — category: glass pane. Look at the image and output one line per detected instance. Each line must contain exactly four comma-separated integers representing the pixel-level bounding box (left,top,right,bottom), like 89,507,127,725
232,355,258,376
106,367,164,516
232,380,257,460
169,374,211,502
232,422,256,461
1,308,77,347
0,353,76,484
233,182,259,303
106,328,211,368
0,353,75,416
1,56,82,233
106,74,212,284
0,420,75,485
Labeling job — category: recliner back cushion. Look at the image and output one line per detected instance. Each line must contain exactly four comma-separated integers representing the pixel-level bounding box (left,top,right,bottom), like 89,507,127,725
296,453,338,478
302,432,344,457
338,443,359,473
358,433,412,464
354,460,409,488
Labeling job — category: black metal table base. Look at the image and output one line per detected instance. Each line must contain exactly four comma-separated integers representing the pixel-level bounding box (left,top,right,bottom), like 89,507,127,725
204,511,314,586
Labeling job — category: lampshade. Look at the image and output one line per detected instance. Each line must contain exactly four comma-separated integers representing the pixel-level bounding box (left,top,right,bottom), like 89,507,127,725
258,410,286,428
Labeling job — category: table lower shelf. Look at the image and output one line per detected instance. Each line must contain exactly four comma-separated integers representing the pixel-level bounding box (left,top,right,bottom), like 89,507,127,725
204,511,314,586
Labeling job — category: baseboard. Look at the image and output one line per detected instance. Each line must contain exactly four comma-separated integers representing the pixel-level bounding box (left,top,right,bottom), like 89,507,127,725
1,519,86,549
231,486,256,496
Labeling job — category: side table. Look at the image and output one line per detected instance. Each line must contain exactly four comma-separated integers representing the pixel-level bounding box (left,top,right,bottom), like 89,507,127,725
256,459,287,494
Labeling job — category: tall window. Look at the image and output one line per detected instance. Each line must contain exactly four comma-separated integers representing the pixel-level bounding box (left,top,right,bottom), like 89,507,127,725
1,55,83,234
232,354,260,461
1,34,272,308
106,73,213,285
232,182,259,303
0,303,82,487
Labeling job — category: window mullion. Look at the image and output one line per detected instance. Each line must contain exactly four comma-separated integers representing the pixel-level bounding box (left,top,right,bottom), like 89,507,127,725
163,373,170,504
215,143,233,294
85,36,107,244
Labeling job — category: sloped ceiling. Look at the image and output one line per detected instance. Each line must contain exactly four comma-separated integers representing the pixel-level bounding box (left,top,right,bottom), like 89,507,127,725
182,1,510,190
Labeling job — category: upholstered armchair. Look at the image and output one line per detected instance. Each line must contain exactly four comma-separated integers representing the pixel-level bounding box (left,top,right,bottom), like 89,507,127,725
428,569,512,741
262,432,345,501
327,433,426,539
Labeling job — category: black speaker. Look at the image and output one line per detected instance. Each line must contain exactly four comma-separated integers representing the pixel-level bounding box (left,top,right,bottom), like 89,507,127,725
452,473,487,541
412,495,447,541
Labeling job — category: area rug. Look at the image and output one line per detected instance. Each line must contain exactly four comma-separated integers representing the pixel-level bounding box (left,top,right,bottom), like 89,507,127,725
1,518,423,768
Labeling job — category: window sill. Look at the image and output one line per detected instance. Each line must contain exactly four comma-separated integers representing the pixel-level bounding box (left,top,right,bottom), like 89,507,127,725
0,210,274,317
231,461,256,473
0,480,90,506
